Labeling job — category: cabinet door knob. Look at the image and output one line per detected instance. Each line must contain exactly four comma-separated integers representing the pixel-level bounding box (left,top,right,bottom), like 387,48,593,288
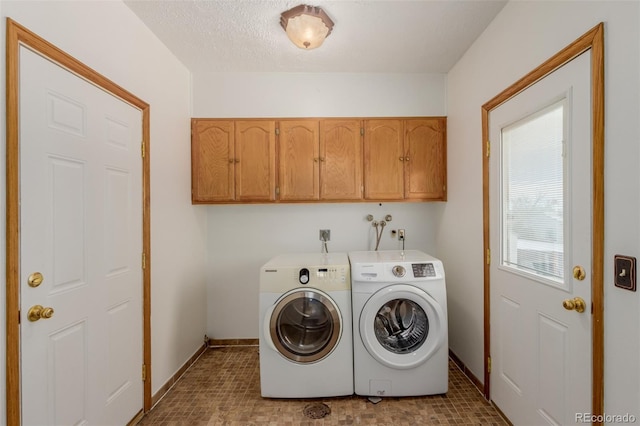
399,157,404,161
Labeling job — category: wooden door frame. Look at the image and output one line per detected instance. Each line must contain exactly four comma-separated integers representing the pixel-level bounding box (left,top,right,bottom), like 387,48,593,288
5,18,152,425
482,22,604,418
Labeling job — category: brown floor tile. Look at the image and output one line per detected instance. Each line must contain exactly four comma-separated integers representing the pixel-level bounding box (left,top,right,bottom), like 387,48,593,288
139,347,506,425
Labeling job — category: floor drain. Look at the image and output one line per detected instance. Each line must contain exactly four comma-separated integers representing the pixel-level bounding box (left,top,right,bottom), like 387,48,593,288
303,402,331,419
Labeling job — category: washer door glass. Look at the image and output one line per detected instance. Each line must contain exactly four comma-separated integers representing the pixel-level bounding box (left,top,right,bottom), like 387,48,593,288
270,289,342,363
374,299,428,354
360,284,445,370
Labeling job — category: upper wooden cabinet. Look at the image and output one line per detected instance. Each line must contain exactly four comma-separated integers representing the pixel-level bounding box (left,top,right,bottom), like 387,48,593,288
235,121,276,201
278,119,364,201
404,118,447,200
192,117,445,204
191,120,234,202
320,119,363,200
191,119,275,203
364,117,447,201
278,120,319,201
364,119,405,200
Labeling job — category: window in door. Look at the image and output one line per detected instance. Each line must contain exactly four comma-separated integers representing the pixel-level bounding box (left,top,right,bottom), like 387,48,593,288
501,99,567,286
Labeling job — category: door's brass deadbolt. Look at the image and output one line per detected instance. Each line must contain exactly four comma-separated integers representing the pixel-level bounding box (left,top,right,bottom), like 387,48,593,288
28,272,44,288
562,297,586,313
27,305,54,322
572,265,586,281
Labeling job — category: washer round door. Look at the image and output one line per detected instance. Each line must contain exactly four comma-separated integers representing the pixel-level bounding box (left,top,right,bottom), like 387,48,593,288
269,288,342,364
360,284,445,369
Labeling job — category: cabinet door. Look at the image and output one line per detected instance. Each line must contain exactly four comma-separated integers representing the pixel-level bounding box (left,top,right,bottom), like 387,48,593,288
278,120,319,201
404,118,447,200
364,119,404,200
235,121,276,201
191,120,234,202
320,119,363,200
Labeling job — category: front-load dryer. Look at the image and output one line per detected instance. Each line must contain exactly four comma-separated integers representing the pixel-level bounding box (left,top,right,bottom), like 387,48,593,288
259,252,353,398
349,250,448,397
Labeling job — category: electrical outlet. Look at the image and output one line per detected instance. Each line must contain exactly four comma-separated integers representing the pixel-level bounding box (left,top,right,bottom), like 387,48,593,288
398,229,405,241
319,229,331,242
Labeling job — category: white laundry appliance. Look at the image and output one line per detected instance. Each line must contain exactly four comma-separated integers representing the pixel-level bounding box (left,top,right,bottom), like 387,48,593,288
259,252,353,398
349,250,448,397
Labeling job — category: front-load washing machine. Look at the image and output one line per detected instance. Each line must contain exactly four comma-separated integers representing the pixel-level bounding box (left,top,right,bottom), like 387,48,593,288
259,252,353,398
349,250,448,397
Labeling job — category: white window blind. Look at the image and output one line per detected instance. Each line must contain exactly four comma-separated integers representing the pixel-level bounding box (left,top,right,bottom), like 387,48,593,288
501,100,565,282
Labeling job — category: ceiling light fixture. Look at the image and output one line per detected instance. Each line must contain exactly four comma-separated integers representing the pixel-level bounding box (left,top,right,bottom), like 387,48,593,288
280,4,334,50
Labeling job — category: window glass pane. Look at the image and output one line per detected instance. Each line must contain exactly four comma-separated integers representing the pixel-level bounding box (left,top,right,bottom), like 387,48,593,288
501,101,565,282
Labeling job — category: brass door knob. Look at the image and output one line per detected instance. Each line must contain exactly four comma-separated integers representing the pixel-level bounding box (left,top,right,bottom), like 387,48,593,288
27,305,55,322
562,297,586,313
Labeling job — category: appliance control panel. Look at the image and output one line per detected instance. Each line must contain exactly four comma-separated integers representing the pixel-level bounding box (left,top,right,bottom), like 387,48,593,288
302,266,348,284
412,263,436,278
352,261,443,281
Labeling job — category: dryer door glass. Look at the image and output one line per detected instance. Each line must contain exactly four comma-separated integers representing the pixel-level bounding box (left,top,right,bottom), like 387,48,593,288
374,298,428,354
271,290,341,363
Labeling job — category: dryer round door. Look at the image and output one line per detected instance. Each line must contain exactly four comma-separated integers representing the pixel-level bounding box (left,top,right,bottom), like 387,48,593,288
269,288,342,364
360,284,445,370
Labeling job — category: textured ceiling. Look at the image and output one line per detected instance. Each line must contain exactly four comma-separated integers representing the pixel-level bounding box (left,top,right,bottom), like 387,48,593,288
124,0,507,73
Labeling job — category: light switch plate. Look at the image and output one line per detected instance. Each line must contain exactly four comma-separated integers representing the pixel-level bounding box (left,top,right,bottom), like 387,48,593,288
614,255,636,291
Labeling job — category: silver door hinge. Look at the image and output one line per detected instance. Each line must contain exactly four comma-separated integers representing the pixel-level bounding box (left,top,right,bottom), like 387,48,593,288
142,364,147,381
487,356,492,374
360,128,364,136
486,249,491,265
275,128,280,136
141,140,145,158
486,140,490,158
142,252,146,269
275,187,280,196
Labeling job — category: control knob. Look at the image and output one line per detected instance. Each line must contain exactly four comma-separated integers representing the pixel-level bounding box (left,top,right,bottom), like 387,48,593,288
392,265,406,278
299,268,310,284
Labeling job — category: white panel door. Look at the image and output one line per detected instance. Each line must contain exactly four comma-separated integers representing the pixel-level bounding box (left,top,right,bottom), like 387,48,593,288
489,52,591,425
19,47,143,425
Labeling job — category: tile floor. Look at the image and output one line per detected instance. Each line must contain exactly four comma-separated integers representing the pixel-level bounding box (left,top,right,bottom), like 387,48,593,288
138,346,507,425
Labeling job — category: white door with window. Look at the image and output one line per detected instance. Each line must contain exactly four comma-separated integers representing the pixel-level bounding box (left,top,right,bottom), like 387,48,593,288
489,51,591,425
19,46,143,425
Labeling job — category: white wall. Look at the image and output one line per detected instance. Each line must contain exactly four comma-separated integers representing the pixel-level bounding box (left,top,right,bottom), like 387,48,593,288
192,71,447,338
0,0,208,406
193,72,446,118
442,0,639,419
206,202,443,338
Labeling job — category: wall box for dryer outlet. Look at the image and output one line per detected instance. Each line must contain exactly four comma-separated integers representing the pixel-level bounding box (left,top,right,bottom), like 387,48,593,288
614,255,636,291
